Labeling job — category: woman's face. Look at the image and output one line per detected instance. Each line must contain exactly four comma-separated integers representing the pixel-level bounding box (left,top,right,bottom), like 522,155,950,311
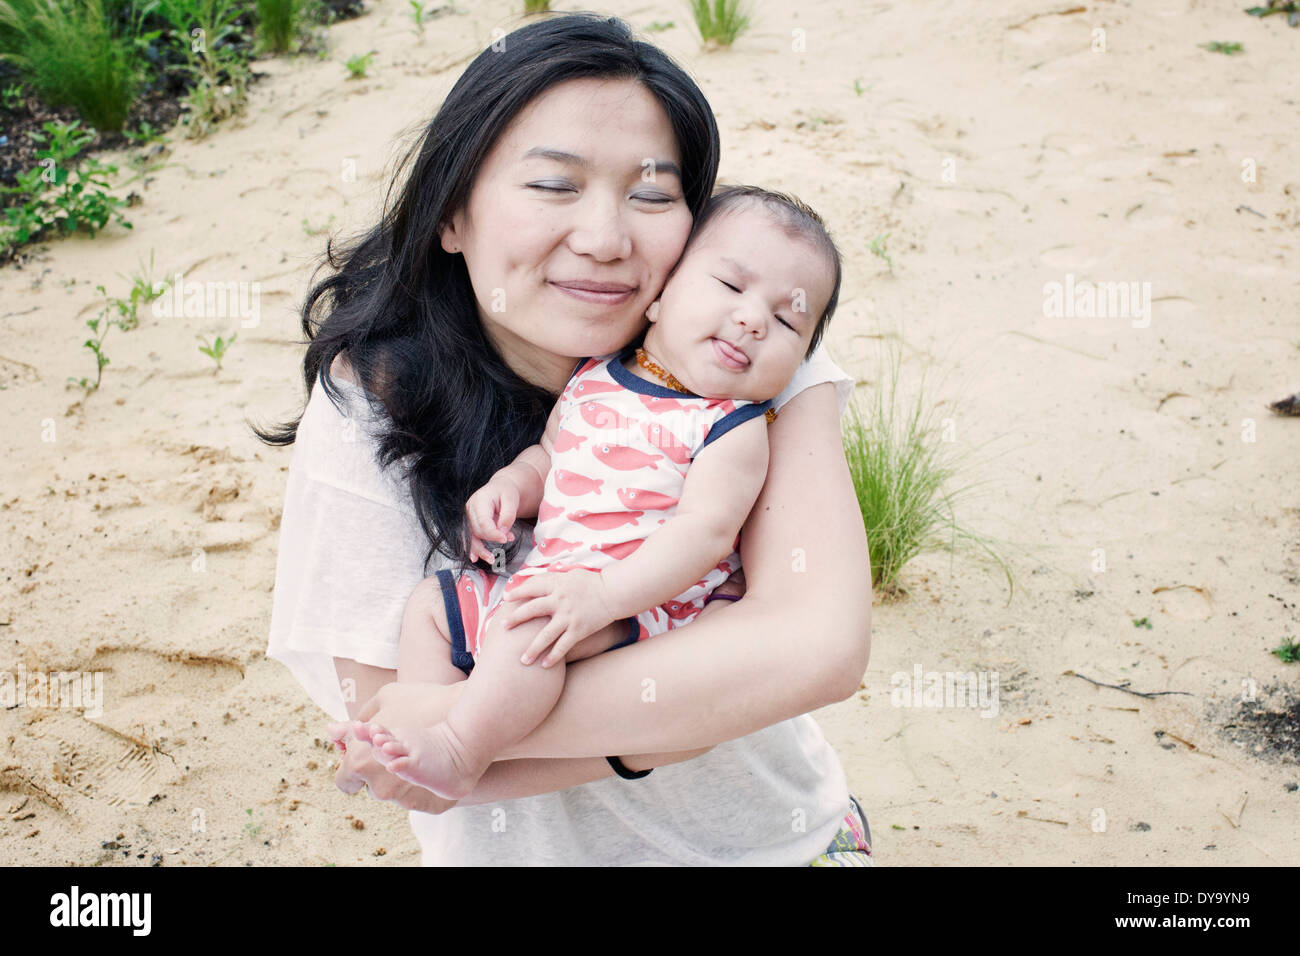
440,77,694,391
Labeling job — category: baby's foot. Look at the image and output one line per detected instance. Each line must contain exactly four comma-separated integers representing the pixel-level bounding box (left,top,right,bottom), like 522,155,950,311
361,721,487,801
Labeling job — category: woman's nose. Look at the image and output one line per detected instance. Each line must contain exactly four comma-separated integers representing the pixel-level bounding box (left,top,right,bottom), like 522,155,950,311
566,196,633,261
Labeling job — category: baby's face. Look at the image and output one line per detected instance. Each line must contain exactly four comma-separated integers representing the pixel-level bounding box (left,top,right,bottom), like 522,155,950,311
642,207,834,402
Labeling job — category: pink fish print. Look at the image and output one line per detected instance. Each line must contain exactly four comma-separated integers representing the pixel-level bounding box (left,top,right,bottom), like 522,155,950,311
568,509,643,531
572,379,622,397
538,499,565,522
593,539,644,560
579,401,636,432
593,443,662,471
535,535,583,557
637,393,688,414
640,421,691,465
553,469,604,496
616,487,679,510
553,428,588,453
663,599,699,621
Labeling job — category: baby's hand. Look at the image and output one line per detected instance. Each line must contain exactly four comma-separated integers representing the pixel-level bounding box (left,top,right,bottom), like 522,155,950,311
499,568,617,667
464,477,519,565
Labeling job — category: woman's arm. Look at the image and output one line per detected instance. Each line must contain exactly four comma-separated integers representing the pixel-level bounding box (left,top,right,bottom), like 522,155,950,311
496,381,871,760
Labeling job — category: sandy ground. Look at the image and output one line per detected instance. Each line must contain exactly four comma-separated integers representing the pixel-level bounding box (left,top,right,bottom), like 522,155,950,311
1,0,1298,866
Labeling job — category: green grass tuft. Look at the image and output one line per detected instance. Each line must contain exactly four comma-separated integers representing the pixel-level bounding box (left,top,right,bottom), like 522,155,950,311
688,0,750,47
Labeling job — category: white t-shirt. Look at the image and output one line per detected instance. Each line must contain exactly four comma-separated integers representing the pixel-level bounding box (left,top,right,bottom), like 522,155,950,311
267,344,857,865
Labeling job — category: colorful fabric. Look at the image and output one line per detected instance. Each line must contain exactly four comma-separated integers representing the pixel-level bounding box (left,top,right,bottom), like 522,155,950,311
808,795,875,867
447,344,772,665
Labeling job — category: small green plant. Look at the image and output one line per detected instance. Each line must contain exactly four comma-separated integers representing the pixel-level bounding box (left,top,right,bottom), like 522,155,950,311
154,0,251,139
853,78,866,96
0,120,132,254
256,0,301,54
302,213,335,235
67,283,139,393
119,250,169,320
841,344,1012,600
1272,637,1300,663
1133,616,1153,630
645,20,674,32
869,232,893,274
198,331,236,371
1,81,23,109
345,50,374,79
243,807,263,837
1200,40,1244,54
409,0,426,32
688,0,750,47
1245,2,1300,27
123,120,168,147
523,0,550,12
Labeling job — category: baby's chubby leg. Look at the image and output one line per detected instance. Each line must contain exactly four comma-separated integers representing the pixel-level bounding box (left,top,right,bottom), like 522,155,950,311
396,575,470,686
366,614,630,799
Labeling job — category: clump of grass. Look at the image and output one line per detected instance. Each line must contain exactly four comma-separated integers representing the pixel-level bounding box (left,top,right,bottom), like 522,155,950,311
1200,40,1244,54
841,344,1012,601
688,0,750,48
1273,637,1300,664
0,0,150,132
197,330,236,371
256,0,301,54
345,50,373,79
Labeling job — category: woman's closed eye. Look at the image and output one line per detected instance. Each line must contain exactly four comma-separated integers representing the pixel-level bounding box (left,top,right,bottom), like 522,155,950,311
527,182,676,204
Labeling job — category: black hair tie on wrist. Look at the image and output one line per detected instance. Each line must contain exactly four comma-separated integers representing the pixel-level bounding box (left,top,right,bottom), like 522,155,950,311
606,755,652,779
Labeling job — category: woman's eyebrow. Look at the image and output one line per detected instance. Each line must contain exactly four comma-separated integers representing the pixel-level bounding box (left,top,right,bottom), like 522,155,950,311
521,146,681,179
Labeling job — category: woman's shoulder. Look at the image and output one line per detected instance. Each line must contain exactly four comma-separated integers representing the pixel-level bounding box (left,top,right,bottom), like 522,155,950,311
771,342,856,419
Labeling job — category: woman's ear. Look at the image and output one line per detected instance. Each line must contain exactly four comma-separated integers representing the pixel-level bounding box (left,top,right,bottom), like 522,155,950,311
645,300,662,323
438,215,462,254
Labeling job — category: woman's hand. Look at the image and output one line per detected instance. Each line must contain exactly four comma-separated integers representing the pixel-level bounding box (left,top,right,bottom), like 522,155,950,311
327,681,465,813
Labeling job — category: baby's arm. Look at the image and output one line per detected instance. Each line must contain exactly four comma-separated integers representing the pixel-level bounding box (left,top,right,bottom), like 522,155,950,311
464,399,561,562
598,415,769,621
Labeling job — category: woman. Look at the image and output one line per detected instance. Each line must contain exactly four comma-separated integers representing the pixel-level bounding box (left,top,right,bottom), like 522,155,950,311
260,12,873,865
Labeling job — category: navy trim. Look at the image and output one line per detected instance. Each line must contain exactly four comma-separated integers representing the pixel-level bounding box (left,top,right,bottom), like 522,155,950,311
607,616,640,651
436,568,475,676
606,344,703,399
571,356,590,379
695,399,772,457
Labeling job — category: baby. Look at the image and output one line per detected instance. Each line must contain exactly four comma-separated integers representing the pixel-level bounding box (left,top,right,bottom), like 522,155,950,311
350,184,842,800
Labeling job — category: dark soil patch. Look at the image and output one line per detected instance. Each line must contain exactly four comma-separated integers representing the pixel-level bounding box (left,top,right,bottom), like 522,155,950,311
1216,682,1300,764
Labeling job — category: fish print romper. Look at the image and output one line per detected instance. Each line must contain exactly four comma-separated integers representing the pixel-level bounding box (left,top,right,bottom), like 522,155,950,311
433,343,772,675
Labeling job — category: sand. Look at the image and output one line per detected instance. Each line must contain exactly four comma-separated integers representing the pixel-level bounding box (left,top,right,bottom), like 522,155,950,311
1,0,1297,866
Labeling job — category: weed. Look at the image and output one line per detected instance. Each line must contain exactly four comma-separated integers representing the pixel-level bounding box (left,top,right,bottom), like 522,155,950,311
256,0,300,54
345,51,373,79
197,330,236,371
841,343,1013,600
302,213,335,235
1,80,22,108
0,0,152,132
1201,40,1244,54
1245,2,1300,27
688,0,750,48
523,0,549,13
645,21,674,32
1133,616,1153,629
67,282,138,393
153,0,250,139
1272,637,1300,664
869,232,893,274
243,807,263,837
0,119,132,254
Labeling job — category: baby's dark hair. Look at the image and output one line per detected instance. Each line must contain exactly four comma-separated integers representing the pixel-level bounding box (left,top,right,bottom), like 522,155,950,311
683,184,842,359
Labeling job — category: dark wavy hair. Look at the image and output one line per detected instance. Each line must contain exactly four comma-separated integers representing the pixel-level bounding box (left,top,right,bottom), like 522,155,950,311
252,12,721,572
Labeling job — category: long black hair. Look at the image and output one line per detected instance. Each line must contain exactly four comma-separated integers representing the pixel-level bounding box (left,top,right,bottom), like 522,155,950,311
253,12,721,572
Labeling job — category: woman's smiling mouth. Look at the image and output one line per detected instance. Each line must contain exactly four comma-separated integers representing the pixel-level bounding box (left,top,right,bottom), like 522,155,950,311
550,280,637,305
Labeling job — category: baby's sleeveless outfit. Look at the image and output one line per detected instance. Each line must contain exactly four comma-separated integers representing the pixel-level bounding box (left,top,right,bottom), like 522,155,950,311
433,343,772,675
